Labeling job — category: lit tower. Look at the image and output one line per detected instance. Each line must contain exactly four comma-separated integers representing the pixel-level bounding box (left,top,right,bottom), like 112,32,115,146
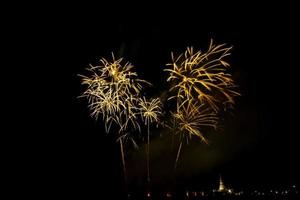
218,175,225,192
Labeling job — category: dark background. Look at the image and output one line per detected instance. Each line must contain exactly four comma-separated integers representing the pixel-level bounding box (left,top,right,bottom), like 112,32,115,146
17,2,299,198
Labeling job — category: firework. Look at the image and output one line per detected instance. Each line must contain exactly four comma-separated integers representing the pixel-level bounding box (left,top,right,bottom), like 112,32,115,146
79,53,150,181
165,39,240,112
165,40,240,170
138,97,162,182
172,102,218,144
79,39,240,180
139,97,162,126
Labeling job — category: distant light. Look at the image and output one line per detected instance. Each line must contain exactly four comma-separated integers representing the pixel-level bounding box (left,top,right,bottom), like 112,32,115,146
147,192,151,197
166,192,172,198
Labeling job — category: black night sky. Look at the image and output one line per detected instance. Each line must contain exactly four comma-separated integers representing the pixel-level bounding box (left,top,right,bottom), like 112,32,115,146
22,2,299,198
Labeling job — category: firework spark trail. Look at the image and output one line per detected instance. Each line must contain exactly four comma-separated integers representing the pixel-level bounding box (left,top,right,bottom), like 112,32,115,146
139,97,162,126
172,102,218,143
165,39,240,113
171,101,219,170
80,54,150,131
165,40,240,170
138,97,162,182
80,53,150,182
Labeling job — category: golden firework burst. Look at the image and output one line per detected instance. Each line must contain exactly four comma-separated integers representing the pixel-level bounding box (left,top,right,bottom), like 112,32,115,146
79,53,151,182
165,40,240,170
139,97,162,125
172,102,218,144
138,97,162,182
165,39,240,112
80,53,150,133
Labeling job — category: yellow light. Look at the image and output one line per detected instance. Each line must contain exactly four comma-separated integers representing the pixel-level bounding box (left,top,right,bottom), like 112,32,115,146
165,40,240,170
111,69,116,76
80,53,151,133
79,53,153,181
165,39,240,113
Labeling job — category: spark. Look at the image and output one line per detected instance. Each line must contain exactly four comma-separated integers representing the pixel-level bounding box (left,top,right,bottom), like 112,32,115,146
165,40,240,170
80,53,150,133
139,97,162,126
79,53,150,181
170,101,219,170
138,97,162,182
165,39,240,112
172,102,218,144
